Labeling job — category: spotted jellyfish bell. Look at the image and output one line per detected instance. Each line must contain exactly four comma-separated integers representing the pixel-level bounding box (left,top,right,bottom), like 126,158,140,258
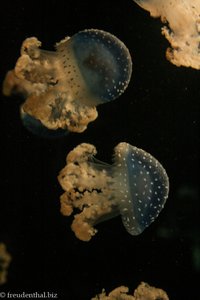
113,142,169,235
56,29,133,105
3,29,132,137
58,142,169,241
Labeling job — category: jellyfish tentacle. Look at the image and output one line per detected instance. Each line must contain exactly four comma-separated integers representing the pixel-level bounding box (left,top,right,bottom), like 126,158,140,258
133,0,200,69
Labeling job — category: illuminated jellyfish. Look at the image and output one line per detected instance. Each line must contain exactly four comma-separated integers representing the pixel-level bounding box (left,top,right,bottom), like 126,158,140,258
58,142,169,241
2,29,132,137
91,282,169,300
132,0,200,69
0,243,11,285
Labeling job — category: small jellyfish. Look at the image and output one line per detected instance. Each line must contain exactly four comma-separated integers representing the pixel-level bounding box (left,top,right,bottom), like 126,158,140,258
0,243,11,285
133,0,200,69
58,142,169,241
3,29,132,136
91,282,169,300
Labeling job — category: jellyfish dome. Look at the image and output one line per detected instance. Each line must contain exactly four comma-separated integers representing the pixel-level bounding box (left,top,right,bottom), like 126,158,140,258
58,143,169,241
3,29,132,135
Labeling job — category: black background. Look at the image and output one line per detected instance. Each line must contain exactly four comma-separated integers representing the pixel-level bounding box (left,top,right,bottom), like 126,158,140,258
0,1,199,299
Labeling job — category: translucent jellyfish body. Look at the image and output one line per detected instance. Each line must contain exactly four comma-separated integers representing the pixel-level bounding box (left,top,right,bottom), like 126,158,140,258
58,143,169,241
133,0,200,69
3,29,132,136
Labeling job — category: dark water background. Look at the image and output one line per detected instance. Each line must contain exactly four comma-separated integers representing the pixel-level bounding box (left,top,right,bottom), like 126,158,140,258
0,0,199,299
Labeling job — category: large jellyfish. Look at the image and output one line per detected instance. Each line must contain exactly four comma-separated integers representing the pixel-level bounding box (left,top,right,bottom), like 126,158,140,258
58,143,169,241
3,29,132,136
133,0,200,69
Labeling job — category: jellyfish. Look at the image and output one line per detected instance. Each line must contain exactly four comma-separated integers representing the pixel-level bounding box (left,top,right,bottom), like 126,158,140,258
91,282,169,300
58,142,169,241
0,243,11,285
2,29,132,136
132,0,200,69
